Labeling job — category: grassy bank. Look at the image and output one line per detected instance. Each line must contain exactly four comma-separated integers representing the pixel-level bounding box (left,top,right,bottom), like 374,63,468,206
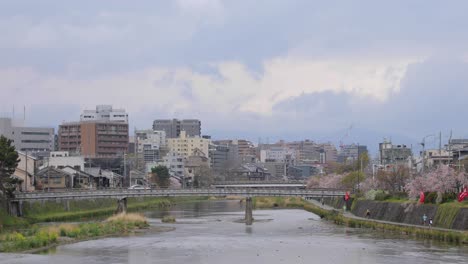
0,213,148,252
0,209,30,231
253,197,468,245
22,196,208,223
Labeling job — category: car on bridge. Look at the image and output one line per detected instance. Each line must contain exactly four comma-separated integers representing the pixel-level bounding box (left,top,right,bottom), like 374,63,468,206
128,185,151,190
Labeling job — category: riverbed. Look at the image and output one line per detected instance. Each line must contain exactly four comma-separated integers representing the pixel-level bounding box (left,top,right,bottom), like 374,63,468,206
1,200,467,264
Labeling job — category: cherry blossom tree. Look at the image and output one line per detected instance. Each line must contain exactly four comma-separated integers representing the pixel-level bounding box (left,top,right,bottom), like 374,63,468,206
405,165,467,199
307,173,346,189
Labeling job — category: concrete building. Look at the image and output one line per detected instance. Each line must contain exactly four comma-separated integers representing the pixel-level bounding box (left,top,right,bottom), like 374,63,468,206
167,131,210,160
337,144,368,164
421,149,453,168
321,143,338,163
135,130,166,163
47,151,85,171
236,139,256,157
260,147,296,163
287,165,321,180
448,139,468,151
58,121,129,157
262,140,338,164
379,140,413,166
213,139,256,161
0,117,54,155
209,144,229,172
258,162,286,180
209,143,242,173
153,119,201,138
80,105,128,123
147,150,186,177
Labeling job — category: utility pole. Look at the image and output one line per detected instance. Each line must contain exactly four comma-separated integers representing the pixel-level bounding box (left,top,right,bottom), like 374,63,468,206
124,153,128,187
357,143,360,193
25,151,28,192
439,131,442,156
47,156,50,192
421,138,425,175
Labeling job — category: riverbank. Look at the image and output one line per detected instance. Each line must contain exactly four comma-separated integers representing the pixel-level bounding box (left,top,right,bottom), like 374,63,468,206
253,197,468,245
21,196,209,223
0,213,149,252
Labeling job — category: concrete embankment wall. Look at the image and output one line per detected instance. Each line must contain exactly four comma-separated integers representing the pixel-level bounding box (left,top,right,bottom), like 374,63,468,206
322,197,468,230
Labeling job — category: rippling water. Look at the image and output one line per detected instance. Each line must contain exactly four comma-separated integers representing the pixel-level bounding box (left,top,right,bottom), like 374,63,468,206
1,200,467,264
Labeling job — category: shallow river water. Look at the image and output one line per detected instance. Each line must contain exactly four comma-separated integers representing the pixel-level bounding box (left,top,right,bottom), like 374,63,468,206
1,200,467,264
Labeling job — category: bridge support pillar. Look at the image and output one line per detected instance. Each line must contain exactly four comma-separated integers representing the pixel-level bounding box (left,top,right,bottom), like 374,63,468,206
116,197,127,214
245,197,253,225
8,201,23,217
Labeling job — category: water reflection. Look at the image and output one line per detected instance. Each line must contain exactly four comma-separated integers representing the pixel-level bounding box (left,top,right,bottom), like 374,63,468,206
0,200,467,264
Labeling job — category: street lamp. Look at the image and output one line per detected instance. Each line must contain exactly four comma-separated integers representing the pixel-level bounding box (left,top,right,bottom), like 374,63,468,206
421,134,436,174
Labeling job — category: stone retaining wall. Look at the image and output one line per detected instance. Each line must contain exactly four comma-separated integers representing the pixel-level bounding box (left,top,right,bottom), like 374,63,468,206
321,197,467,230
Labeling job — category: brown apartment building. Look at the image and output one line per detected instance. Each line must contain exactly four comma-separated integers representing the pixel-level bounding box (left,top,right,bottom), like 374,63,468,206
58,121,129,157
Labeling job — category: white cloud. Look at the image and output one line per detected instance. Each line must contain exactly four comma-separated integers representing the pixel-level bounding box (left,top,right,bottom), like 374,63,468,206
0,55,420,119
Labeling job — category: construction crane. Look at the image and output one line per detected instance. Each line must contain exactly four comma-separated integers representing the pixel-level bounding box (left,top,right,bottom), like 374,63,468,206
339,124,353,150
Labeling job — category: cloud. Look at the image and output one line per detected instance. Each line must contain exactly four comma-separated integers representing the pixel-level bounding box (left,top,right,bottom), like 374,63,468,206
0,55,417,119
2,0,468,148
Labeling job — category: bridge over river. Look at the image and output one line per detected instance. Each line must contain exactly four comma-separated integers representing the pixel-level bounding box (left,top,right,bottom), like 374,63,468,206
10,188,346,225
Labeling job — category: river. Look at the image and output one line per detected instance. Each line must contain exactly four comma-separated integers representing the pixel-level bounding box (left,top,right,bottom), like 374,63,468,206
1,200,467,264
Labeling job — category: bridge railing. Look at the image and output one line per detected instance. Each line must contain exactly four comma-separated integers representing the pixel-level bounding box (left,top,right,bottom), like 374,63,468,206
12,188,347,201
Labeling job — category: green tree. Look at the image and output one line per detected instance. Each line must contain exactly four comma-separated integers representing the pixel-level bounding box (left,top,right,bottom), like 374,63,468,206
356,152,370,169
151,165,170,188
0,136,21,205
341,171,365,192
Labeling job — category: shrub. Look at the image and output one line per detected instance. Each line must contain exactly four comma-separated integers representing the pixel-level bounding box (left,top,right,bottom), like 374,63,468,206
162,215,176,223
441,192,457,203
392,192,408,200
365,190,385,200
375,192,391,201
424,192,437,204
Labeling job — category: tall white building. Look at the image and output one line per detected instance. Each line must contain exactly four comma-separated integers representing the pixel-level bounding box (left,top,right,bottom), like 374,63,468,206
80,105,128,123
0,117,54,154
136,130,167,163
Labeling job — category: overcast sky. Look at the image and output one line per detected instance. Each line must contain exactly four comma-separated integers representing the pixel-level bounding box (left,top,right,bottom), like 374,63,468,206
1,0,468,153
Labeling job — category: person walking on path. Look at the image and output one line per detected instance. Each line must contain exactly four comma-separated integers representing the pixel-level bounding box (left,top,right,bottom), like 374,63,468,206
422,214,428,225
366,209,371,219
429,218,433,228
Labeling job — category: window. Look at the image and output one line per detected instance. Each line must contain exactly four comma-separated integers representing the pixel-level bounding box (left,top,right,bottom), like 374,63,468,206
21,132,51,136
21,140,51,143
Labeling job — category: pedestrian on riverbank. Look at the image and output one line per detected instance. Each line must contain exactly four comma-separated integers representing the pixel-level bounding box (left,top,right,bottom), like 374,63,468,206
422,214,428,225
366,209,370,219
429,218,433,228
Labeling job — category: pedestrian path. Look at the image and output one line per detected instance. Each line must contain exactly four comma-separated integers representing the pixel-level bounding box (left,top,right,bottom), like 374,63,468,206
306,199,466,233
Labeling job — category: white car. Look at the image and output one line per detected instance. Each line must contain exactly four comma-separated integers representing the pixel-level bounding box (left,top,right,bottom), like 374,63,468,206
128,185,150,190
